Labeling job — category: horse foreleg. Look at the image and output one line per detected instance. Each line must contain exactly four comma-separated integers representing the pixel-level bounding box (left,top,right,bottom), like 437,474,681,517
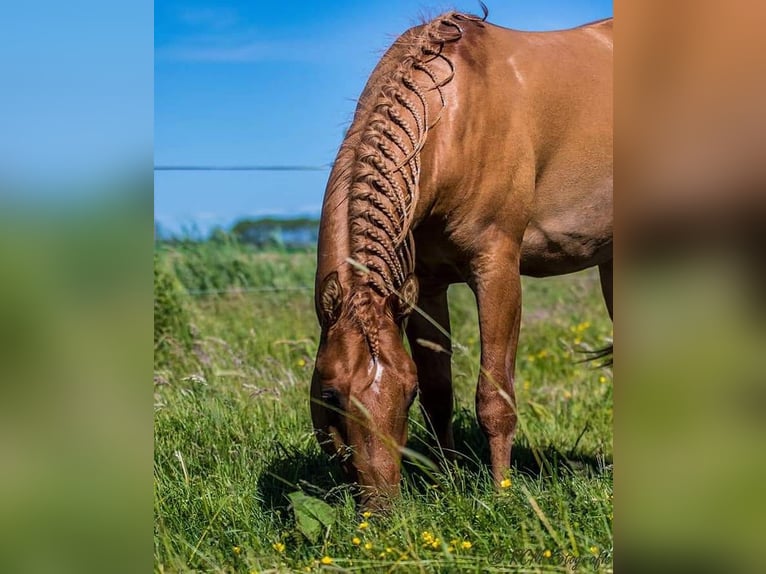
406,287,455,461
471,247,522,485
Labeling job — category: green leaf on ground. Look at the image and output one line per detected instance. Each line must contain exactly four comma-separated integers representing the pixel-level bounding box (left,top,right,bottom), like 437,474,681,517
288,490,336,542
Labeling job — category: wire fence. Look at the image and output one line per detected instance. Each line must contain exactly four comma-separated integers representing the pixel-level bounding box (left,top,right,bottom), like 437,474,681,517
154,164,331,172
181,285,313,297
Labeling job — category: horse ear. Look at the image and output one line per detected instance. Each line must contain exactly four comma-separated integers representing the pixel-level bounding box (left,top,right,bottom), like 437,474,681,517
392,274,419,321
319,272,343,327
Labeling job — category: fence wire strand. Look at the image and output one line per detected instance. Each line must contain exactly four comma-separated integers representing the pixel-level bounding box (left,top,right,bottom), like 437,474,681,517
181,285,313,297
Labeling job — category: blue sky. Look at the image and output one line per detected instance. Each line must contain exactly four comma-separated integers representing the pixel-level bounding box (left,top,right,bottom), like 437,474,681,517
1,2,152,192
155,1,612,236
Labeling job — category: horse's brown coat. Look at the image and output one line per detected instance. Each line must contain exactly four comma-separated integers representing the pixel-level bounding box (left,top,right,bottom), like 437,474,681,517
311,10,612,508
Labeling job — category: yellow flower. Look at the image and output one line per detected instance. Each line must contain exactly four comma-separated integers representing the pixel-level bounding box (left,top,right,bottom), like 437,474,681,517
590,546,599,555
570,321,590,334
378,552,386,558
352,537,361,546
233,546,241,555
358,521,369,530
500,478,512,489
362,511,372,518
563,390,572,400
431,540,440,549
364,542,373,550
574,337,582,345
272,542,285,553
297,358,306,367
599,375,607,384
447,546,454,552
421,531,434,543
320,556,333,565
461,541,472,550
386,547,393,554
543,549,552,558
536,349,548,359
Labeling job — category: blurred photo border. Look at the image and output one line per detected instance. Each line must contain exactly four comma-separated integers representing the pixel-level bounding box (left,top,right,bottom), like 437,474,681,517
0,1,764,572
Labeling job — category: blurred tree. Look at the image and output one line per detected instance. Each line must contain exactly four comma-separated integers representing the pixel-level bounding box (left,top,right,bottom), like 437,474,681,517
231,217,319,248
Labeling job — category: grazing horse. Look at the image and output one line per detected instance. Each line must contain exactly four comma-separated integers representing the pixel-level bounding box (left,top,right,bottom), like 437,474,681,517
311,8,612,508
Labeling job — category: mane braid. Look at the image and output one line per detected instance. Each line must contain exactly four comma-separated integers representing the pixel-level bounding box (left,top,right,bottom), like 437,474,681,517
346,10,485,356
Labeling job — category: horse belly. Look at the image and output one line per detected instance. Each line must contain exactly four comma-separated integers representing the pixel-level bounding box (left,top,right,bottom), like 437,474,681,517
518,163,612,276
519,217,611,277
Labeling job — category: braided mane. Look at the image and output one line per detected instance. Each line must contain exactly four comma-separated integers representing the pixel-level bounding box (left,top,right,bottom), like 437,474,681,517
345,9,486,356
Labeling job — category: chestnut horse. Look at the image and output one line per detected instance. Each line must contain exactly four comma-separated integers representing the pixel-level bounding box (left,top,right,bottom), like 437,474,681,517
311,8,612,507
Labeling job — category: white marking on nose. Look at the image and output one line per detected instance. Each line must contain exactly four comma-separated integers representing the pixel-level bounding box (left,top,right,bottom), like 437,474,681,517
370,360,383,395
507,55,525,86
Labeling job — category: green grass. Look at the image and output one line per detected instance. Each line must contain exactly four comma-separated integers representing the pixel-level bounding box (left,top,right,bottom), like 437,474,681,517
154,244,613,573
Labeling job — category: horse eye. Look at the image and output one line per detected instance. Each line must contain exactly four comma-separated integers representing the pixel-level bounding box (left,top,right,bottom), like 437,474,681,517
321,388,342,408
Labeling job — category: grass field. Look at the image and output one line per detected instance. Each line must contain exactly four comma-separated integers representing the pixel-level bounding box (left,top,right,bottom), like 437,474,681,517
154,241,613,573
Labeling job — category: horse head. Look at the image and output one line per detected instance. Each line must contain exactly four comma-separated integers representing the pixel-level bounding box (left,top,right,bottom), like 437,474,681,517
311,270,419,509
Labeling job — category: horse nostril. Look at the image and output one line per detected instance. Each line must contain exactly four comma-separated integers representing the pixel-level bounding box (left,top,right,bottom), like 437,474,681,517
338,443,354,462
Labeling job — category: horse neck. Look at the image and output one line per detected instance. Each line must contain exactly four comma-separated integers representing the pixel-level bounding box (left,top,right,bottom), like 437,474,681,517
318,11,485,295
345,15,482,298
317,11,487,357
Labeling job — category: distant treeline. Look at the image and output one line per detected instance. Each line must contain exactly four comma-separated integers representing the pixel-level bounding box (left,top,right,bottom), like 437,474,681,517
156,217,320,249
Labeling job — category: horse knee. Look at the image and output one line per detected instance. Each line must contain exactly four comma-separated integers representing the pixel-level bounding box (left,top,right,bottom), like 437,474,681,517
475,382,517,438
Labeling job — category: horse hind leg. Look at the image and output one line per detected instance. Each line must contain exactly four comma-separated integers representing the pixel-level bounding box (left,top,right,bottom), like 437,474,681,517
596,259,613,364
599,259,613,320
405,287,455,462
